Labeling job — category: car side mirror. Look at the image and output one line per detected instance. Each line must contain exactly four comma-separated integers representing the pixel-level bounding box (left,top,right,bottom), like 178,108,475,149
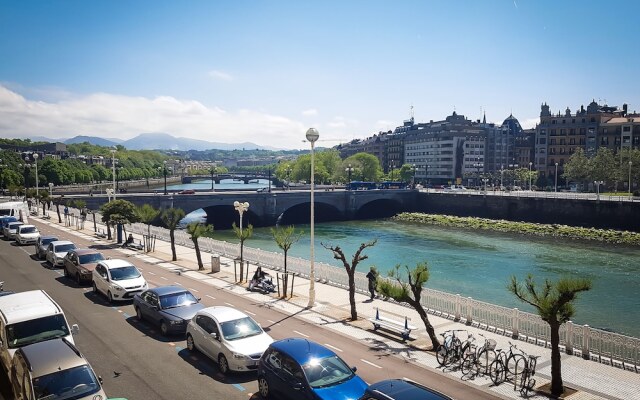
351,366,357,372
98,375,103,385
211,332,220,341
292,382,303,390
71,324,80,335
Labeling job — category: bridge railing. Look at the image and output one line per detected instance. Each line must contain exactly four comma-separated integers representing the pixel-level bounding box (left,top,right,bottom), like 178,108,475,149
80,210,639,371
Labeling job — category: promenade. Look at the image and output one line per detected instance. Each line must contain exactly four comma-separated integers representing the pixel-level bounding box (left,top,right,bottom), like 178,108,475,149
32,212,640,400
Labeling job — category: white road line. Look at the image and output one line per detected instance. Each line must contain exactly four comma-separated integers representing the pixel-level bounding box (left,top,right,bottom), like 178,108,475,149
267,320,276,325
147,271,156,275
174,282,181,286
188,288,199,293
160,276,168,280
224,302,234,307
324,343,343,352
244,310,256,316
293,330,309,338
360,359,382,369
205,295,216,300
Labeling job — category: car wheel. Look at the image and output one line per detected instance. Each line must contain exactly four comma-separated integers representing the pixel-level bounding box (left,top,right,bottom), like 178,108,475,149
135,307,143,321
258,377,271,399
218,354,229,374
107,291,114,303
186,334,196,352
76,274,82,286
160,321,169,336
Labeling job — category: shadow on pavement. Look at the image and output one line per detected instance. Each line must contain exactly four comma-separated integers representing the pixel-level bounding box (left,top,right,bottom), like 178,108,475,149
124,316,181,344
175,348,258,385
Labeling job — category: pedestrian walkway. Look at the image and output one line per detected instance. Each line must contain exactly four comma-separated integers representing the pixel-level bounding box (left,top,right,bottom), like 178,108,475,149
33,215,640,400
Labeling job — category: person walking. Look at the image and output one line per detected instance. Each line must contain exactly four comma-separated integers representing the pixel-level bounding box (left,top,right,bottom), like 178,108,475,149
366,267,378,301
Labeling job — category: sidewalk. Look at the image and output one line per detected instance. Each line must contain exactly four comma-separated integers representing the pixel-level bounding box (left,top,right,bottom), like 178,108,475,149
35,215,640,400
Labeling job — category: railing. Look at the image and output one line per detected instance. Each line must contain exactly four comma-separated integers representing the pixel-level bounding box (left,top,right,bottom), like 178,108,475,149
421,188,639,202
79,210,639,372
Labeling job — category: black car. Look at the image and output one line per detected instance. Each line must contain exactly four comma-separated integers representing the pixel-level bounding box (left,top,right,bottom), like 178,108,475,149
133,285,204,335
360,378,453,400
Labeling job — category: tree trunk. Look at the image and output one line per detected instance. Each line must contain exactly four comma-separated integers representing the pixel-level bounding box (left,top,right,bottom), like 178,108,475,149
106,223,112,240
93,213,97,232
169,229,177,261
550,322,564,395
56,203,61,223
282,250,288,298
409,298,440,348
348,271,357,320
239,240,245,282
194,239,203,270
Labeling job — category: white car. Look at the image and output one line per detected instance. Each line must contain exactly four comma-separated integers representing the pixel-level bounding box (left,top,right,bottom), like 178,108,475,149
45,240,77,267
186,306,274,374
92,259,147,302
3,221,24,240
15,224,40,245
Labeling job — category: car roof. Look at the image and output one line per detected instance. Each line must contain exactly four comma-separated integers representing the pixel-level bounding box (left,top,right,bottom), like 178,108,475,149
199,306,249,323
149,285,188,296
40,235,58,241
0,290,62,324
72,248,102,256
99,258,135,269
50,240,74,247
269,338,335,365
16,339,88,378
18,224,36,229
366,379,453,400
7,221,23,226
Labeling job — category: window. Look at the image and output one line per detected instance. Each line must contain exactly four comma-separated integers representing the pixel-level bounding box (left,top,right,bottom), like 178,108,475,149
570,138,575,145
623,126,631,132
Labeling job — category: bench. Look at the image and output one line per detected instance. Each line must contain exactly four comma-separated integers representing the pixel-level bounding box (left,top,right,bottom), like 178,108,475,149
368,308,417,341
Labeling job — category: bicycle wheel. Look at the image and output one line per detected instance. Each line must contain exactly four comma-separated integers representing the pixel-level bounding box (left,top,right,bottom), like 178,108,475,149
506,354,525,377
436,344,448,366
461,353,476,375
489,359,505,385
477,348,497,373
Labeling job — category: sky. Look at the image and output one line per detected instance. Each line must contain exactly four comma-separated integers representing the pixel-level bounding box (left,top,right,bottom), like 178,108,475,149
1,0,639,150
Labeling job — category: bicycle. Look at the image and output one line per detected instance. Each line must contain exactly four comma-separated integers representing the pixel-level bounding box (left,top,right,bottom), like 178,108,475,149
489,347,508,385
515,352,540,396
435,330,466,367
461,333,497,377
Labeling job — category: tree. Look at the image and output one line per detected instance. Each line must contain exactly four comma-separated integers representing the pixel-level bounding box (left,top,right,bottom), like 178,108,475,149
321,240,377,320
136,204,160,252
53,196,64,224
589,147,616,184
100,199,139,242
186,222,213,271
377,263,440,348
161,208,185,262
563,148,589,185
345,153,383,182
232,222,253,282
271,225,302,297
508,274,592,396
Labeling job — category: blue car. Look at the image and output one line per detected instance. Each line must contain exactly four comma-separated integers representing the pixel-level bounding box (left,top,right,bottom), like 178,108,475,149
257,338,367,400
133,285,205,335
359,378,453,400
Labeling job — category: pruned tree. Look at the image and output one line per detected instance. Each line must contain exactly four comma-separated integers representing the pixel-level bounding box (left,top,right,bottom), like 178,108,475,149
136,204,160,252
508,274,592,396
186,222,213,271
161,208,185,262
271,225,302,297
100,199,139,242
321,240,377,320
377,263,440,348
232,222,253,282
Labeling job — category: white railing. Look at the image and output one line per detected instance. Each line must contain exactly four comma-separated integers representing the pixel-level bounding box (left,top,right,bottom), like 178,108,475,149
76,212,639,372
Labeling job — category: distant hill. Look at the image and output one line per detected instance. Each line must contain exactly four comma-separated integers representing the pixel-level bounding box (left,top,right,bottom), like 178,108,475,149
64,135,122,147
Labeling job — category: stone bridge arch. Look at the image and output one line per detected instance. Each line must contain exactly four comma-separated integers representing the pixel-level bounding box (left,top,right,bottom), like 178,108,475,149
354,198,404,219
276,201,344,226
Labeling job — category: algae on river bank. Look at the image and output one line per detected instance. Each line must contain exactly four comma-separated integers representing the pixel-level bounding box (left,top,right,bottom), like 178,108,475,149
392,213,640,246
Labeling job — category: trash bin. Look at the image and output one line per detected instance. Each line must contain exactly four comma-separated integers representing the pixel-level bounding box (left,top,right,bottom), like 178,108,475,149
211,254,220,273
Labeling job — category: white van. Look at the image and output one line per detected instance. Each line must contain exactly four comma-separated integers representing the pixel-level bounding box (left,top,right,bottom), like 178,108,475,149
0,290,79,374
0,201,29,223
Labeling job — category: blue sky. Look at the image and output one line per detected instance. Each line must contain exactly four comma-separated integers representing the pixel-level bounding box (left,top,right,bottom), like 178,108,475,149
1,0,639,149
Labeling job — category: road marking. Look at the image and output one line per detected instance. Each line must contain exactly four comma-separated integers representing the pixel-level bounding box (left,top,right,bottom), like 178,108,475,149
232,383,246,392
360,359,382,369
147,271,156,275
324,343,343,352
168,343,175,347
160,276,168,280
205,295,216,300
174,282,181,286
122,312,131,318
243,310,256,316
293,330,309,338
267,319,276,325
188,287,199,293
224,302,234,307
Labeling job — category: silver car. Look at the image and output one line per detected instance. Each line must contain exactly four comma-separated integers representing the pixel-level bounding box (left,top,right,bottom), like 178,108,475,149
3,221,23,240
35,235,59,259
45,240,76,267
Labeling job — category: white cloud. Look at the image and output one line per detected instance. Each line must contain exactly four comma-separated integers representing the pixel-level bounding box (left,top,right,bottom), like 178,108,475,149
208,70,233,81
521,118,538,129
302,108,317,116
0,85,308,149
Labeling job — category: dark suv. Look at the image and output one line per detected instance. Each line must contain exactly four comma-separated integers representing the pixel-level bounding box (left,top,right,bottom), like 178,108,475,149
360,378,453,400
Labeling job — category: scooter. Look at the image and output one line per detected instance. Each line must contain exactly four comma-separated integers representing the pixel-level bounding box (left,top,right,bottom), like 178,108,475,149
248,273,275,294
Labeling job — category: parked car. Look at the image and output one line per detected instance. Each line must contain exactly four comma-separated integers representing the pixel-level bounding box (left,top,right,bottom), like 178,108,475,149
92,259,147,302
186,306,274,374
178,189,196,194
63,249,106,285
3,221,24,240
360,378,453,400
0,216,17,236
35,235,59,259
133,286,205,335
45,240,77,267
15,224,40,245
10,338,108,400
0,290,79,374
257,338,367,400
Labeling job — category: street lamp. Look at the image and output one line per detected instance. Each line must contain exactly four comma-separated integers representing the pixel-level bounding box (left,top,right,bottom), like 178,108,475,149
411,164,417,188
528,162,533,191
629,161,633,199
594,180,604,202
554,163,559,193
233,201,250,235
500,165,504,190
389,162,395,181
0,159,6,195
162,161,168,195
305,127,319,308
473,162,483,188
209,166,216,191
33,153,39,200
345,164,353,189
48,182,53,196
110,148,117,201
482,178,489,193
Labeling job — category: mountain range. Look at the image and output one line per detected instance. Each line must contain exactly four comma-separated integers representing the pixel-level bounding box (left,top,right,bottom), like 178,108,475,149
30,133,277,151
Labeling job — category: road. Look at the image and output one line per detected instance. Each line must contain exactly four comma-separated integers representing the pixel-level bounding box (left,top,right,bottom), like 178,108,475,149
0,219,504,400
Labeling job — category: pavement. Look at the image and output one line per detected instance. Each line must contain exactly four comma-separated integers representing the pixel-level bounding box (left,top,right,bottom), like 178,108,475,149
30,212,640,400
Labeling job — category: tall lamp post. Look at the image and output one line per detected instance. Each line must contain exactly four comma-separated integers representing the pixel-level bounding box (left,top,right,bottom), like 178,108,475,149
629,161,633,199
209,166,216,192
163,161,168,195
48,183,53,196
305,127,319,308
33,153,39,201
500,165,504,190
345,164,353,189
110,148,117,201
233,201,250,235
554,162,559,193
389,162,395,181
0,159,5,196
594,180,604,202
285,166,292,191
528,162,533,191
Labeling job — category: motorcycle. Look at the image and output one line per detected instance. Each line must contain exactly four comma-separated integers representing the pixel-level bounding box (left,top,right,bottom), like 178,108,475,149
248,273,275,294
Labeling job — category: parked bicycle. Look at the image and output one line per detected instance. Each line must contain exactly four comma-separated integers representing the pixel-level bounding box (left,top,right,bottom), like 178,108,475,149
489,341,535,386
461,333,497,377
436,330,475,369
515,349,540,396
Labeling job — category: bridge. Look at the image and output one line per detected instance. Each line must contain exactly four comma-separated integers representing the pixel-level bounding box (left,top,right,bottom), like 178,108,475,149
181,173,271,184
72,189,419,229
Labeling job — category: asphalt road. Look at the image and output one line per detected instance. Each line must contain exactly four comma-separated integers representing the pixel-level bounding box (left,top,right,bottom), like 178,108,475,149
0,220,504,400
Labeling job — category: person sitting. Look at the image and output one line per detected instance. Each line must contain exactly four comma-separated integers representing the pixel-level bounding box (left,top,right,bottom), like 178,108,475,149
122,234,134,248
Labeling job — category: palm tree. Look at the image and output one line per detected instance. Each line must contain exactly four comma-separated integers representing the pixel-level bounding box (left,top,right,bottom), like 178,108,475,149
271,225,302,297
161,208,185,261
136,204,160,252
186,222,213,271
321,240,377,320
232,222,253,282
509,274,592,396
377,263,440,348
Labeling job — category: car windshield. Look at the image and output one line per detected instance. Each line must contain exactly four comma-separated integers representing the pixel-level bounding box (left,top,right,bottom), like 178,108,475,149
303,355,355,389
55,244,76,253
110,266,141,280
42,237,58,246
159,291,198,309
78,253,105,264
220,317,262,341
20,227,38,234
34,365,101,400
5,315,70,349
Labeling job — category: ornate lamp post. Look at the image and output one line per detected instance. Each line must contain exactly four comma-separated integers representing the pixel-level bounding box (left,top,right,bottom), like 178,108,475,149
594,180,604,202
345,164,353,189
528,162,533,191
473,162,483,188
33,153,39,200
163,161,168,195
110,148,117,201
555,162,559,193
482,178,489,193
233,201,250,235
629,161,633,199
389,162,395,181
500,165,504,190
48,182,53,196
305,127,319,308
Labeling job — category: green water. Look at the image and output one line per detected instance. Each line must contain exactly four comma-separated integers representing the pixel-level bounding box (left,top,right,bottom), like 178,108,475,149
201,216,640,337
